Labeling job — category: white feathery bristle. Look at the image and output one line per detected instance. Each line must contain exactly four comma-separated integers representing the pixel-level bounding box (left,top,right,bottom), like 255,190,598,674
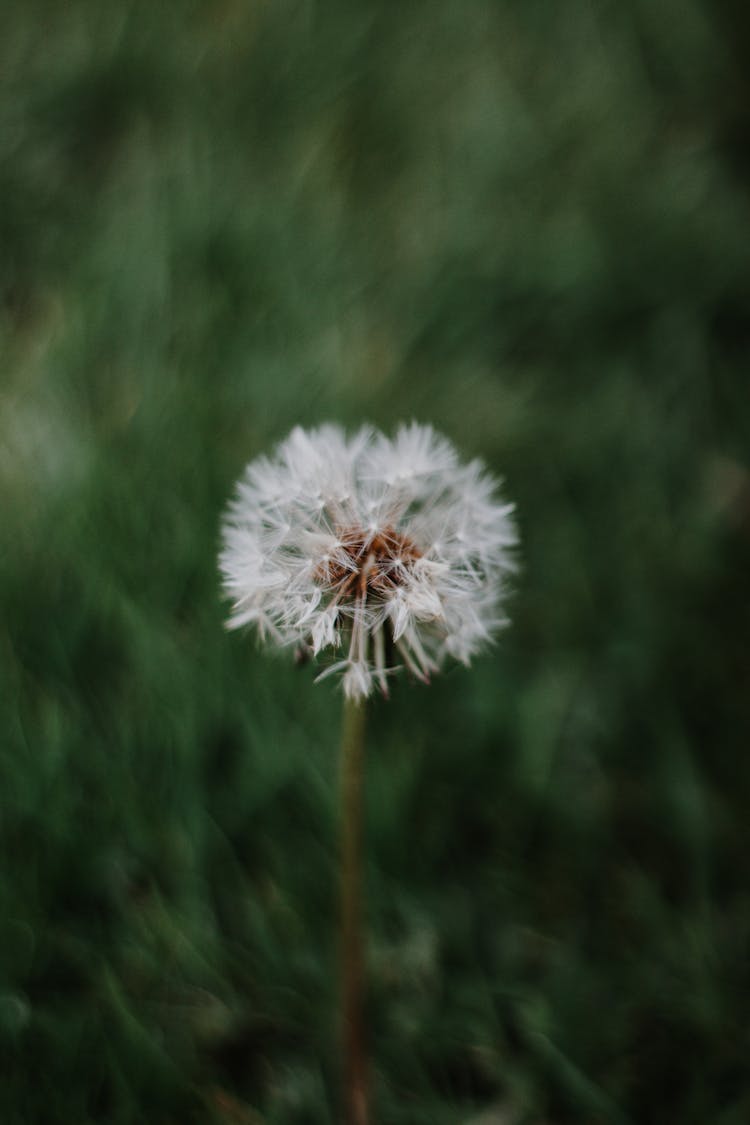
219,423,518,698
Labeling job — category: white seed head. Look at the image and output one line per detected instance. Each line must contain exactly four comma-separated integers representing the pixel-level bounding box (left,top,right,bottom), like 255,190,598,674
219,423,518,699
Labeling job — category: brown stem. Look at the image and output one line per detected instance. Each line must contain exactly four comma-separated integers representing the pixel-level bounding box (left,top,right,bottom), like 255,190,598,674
339,695,370,1125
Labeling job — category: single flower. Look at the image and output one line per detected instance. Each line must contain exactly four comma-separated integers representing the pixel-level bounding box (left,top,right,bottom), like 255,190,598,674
219,422,518,699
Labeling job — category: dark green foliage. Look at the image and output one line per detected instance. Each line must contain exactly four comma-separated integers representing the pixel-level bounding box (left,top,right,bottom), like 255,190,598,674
2,1,749,1121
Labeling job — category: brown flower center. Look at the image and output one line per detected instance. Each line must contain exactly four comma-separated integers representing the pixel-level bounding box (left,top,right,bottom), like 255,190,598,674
314,525,421,601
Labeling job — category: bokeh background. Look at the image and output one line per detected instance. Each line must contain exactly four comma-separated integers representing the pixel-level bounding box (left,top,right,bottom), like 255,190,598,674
2,2,750,1122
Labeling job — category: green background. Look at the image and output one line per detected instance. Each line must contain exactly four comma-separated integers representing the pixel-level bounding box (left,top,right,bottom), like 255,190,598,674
2,2,749,1122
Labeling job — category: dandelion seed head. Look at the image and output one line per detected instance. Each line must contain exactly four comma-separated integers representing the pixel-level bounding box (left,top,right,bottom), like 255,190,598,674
219,422,518,699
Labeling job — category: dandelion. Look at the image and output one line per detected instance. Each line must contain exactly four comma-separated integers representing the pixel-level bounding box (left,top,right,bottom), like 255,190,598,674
219,422,517,700
219,422,518,1125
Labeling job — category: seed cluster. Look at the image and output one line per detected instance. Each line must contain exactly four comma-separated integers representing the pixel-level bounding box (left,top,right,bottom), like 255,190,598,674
314,526,422,602
220,422,518,699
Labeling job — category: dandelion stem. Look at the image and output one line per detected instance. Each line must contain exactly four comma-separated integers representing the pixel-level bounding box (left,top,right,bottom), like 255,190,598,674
339,694,370,1125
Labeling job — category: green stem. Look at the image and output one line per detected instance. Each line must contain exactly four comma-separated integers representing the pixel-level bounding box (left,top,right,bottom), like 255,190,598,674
339,695,369,1125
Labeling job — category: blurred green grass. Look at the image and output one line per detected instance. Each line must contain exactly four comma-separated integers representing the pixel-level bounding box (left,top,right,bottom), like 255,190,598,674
2,1,750,1122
